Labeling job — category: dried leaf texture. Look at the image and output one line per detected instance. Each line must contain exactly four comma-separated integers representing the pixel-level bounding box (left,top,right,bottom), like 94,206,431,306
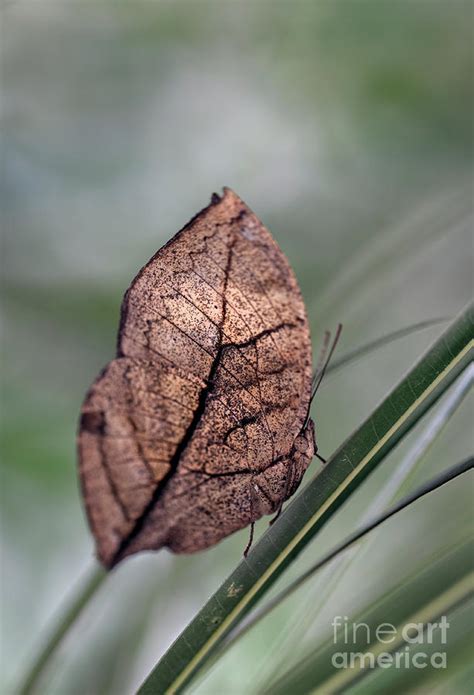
78,188,314,568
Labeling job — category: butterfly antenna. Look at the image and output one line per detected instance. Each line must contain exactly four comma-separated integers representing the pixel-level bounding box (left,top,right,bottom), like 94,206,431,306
303,323,343,429
311,323,343,401
311,329,331,395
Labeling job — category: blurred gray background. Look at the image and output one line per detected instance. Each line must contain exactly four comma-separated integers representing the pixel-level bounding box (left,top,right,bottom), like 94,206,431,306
2,2,473,693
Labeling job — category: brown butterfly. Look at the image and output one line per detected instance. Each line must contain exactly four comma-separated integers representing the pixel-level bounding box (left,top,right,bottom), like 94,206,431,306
78,188,320,568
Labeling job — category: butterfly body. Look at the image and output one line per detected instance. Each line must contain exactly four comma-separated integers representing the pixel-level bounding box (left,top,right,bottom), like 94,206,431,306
79,188,314,568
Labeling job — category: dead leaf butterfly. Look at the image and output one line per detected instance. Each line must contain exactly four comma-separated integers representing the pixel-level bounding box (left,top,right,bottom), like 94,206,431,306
78,188,319,568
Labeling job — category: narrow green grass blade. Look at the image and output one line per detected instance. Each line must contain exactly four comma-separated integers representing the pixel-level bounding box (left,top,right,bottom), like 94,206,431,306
138,305,473,695
266,542,473,695
326,317,448,378
18,565,106,695
345,596,474,695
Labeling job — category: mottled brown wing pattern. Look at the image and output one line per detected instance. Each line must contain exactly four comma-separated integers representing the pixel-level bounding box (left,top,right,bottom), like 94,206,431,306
78,188,314,567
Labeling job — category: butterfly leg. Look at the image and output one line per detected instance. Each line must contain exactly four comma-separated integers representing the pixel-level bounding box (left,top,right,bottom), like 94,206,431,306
269,506,282,526
244,474,280,554
312,423,327,464
243,479,261,557
269,458,296,525
315,440,327,465
243,522,255,557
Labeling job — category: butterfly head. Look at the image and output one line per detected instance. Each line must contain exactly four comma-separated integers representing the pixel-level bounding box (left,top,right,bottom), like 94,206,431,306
294,417,316,459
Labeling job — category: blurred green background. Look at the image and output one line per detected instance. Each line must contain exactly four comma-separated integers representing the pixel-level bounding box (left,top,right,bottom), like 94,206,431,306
2,1,473,693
